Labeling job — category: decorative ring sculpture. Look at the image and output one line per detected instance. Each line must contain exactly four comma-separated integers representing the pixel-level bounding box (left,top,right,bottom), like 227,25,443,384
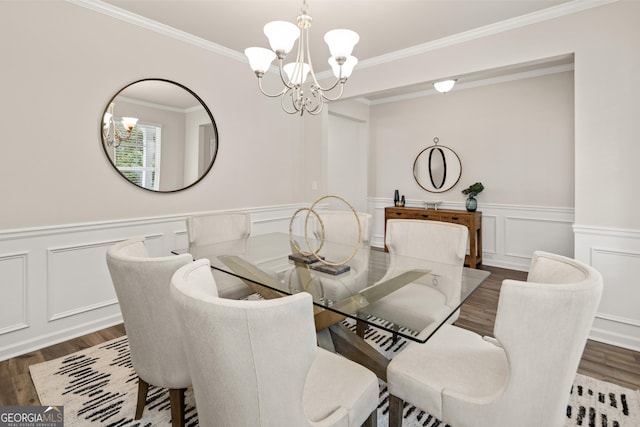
289,207,325,256
288,194,362,266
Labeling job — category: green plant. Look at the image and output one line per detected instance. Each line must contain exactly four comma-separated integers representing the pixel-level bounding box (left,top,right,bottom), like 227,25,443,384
462,182,484,197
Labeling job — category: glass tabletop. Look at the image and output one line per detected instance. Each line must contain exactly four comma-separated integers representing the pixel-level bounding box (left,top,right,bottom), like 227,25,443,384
174,232,490,343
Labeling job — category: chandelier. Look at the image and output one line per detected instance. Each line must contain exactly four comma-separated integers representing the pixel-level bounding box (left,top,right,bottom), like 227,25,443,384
102,102,138,148
245,0,359,116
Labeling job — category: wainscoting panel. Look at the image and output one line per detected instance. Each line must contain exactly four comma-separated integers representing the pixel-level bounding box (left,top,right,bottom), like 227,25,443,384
591,248,640,324
504,216,574,259
0,252,29,335
249,205,304,236
368,197,575,271
0,204,304,362
575,226,640,352
482,214,497,257
3,204,635,358
46,241,120,322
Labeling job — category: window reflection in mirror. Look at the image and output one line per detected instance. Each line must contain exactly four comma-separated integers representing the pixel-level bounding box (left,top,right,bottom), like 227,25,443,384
413,144,461,193
101,79,218,192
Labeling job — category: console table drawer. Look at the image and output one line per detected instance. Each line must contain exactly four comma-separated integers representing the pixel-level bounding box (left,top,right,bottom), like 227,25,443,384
384,207,483,268
439,214,471,227
388,210,440,221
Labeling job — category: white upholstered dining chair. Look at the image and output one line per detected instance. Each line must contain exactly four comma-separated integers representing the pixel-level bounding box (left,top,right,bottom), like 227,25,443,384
386,251,603,427
360,219,468,333
170,258,380,427
106,236,193,427
186,212,253,299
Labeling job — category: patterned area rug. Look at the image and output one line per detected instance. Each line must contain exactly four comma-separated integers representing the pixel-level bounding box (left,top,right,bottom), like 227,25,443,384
30,325,640,427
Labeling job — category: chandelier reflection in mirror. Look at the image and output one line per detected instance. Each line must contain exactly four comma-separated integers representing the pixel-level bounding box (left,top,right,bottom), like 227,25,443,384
244,0,359,115
102,102,139,147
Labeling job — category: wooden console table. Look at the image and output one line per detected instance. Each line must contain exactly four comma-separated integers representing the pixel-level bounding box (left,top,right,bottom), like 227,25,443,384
384,207,483,268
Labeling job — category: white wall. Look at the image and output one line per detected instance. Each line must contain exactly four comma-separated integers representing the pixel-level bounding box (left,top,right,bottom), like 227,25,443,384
369,71,574,207
0,1,300,230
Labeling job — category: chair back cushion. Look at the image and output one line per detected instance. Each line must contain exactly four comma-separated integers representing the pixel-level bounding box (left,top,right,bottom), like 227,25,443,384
313,211,372,246
385,219,467,264
171,260,318,426
106,236,193,388
186,212,250,246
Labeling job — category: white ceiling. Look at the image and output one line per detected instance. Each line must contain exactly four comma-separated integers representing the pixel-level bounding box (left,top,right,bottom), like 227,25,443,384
102,0,574,62
96,0,586,101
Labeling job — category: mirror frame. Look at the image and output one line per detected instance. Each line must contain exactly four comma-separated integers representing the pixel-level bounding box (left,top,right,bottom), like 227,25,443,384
413,143,462,193
101,78,218,193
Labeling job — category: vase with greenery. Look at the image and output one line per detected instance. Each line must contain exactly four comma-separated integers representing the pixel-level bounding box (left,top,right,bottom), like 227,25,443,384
462,182,484,212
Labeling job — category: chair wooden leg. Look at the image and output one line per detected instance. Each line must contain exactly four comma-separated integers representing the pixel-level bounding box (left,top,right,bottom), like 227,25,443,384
362,408,377,427
169,388,186,427
389,394,404,427
356,319,368,338
135,378,149,420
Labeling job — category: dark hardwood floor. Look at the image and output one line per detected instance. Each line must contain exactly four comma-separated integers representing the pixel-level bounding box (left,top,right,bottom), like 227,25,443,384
1,264,638,407
0,323,127,407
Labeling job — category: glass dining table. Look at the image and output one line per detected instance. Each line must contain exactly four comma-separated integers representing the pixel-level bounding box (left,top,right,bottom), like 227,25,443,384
173,232,490,380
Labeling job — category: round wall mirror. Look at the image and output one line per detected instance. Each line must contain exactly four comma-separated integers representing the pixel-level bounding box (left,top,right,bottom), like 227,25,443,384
413,140,462,193
101,78,218,192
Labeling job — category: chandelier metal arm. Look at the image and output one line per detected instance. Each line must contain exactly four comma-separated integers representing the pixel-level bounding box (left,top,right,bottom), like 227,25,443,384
315,79,346,102
281,87,303,115
305,92,323,115
256,74,289,98
275,57,297,91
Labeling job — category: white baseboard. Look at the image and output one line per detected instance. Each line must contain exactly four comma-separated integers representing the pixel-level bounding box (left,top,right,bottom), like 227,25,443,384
0,313,124,362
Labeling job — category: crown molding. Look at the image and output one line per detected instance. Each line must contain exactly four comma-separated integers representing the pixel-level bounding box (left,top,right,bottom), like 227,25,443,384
356,0,618,70
67,0,246,62
69,0,616,72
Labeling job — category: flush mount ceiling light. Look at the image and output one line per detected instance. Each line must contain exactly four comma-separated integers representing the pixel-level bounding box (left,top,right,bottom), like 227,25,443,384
433,79,457,93
245,0,359,116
